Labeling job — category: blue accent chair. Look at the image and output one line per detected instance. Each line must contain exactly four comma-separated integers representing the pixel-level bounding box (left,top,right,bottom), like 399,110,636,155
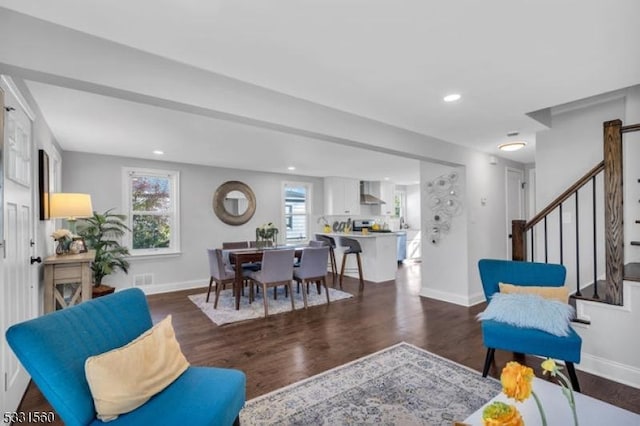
478,259,582,391
5,288,245,426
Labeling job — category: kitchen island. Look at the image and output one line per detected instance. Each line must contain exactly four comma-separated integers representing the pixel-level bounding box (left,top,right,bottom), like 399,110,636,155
317,232,398,283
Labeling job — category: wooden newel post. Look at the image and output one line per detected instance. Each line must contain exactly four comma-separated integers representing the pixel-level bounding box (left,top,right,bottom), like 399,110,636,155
603,119,623,305
512,220,526,261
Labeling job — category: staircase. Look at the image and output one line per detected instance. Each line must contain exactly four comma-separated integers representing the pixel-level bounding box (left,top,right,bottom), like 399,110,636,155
512,119,640,305
512,119,640,389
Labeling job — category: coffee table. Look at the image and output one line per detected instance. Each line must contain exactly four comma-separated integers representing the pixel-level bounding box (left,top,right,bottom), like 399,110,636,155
464,377,639,425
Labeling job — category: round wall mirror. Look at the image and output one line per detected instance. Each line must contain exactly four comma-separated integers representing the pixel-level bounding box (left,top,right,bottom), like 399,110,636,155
213,181,256,226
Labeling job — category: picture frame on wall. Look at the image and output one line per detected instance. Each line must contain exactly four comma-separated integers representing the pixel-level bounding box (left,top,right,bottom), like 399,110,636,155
38,149,50,220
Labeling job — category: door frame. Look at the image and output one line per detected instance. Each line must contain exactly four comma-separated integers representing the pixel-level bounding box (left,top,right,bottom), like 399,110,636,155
505,167,525,258
1,75,38,416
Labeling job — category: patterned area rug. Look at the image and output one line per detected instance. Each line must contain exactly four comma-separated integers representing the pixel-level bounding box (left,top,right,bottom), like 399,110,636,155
189,286,353,325
240,342,501,425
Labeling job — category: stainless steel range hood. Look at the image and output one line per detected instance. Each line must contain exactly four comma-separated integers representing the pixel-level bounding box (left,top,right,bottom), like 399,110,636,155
360,181,386,205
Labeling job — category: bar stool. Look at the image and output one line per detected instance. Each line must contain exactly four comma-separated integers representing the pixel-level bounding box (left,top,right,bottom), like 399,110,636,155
315,234,338,285
338,236,364,292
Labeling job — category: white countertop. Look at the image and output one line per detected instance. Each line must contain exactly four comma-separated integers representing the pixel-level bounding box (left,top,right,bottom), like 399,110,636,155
317,231,398,238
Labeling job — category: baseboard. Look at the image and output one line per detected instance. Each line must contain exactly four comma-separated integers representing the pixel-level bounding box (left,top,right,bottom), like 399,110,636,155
577,352,640,390
135,279,205,295
420,287,479,307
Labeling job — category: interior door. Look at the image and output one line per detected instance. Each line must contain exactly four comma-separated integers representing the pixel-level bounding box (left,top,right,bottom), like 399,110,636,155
506,167,525,259
1,81,35,416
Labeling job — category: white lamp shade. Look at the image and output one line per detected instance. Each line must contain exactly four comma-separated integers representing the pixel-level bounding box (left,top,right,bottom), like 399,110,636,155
49,193,94,219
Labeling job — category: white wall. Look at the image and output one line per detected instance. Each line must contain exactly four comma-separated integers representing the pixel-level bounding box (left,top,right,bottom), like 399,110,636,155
420,151,514,306
61,151,324,293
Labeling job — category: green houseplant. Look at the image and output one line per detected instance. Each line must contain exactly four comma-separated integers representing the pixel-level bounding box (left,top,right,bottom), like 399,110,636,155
77,209,131,286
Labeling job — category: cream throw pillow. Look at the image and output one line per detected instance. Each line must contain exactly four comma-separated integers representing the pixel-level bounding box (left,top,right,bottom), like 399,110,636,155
499,282,569,304
85,315,190,421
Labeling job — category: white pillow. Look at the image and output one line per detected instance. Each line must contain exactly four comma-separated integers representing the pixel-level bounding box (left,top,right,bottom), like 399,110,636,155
477,293,575,337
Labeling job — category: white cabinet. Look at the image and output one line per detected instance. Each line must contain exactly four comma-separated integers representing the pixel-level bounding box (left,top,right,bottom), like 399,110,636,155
378,182,396,216
324,177,361,215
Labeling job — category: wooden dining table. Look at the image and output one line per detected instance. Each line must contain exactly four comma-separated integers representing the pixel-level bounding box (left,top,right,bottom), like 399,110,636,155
227,246,305,310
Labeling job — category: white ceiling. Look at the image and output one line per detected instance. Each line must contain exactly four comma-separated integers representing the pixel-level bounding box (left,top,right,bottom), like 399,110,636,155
2,0,640,183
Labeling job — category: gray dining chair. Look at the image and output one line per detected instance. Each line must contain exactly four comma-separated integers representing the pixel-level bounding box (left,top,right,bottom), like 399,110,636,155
315,234,338,285
294,246,330,308
222,241,249,249
206,248,236,308
339,236,364,292
246,249,296,317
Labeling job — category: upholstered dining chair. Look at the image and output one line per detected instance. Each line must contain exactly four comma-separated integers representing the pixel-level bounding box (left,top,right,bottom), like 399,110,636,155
294,246,331,308
338,236,364,291
206,248,237,308
247,249,296,317
478,259,582,391
315,234,338,285
222,241,249,249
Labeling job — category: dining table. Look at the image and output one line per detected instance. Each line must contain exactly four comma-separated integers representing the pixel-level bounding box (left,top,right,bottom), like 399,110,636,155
226,246,305,310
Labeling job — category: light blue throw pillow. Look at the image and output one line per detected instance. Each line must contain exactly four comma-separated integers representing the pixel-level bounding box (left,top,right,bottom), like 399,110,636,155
477,292,575,336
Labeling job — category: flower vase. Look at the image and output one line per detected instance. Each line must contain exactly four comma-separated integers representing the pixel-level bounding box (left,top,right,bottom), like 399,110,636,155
55,240,65,255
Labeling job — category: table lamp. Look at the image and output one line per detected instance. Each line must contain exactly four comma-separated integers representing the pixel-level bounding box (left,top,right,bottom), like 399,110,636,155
49,193,94,235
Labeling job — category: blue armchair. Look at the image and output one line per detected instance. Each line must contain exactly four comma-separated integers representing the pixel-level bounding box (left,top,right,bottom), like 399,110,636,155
478,259,582,391
5,288,245,426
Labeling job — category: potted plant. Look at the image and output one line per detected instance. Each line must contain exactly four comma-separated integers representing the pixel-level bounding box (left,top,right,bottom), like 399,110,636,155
77,209,131,288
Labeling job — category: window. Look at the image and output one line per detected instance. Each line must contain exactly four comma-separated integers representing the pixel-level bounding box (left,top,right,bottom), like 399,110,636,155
123,167,180,256
283,182,310,243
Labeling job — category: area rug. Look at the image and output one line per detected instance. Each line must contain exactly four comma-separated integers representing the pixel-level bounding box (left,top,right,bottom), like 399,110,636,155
189,286,353,325
240,342,501,425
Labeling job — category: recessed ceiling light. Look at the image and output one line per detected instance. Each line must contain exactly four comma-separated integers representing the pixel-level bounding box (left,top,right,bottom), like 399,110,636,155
498,141,527,152
287,166,296,171
152,150,164,155
384,177,390,181
443,93,461,102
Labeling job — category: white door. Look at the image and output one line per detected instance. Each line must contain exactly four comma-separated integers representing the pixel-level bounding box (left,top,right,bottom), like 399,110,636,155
1,80,36,416
506,168,525,259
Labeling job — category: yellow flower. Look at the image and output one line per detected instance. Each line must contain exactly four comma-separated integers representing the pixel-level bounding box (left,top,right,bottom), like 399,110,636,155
501,361,534,402
541,358,557,376
482,401,524,426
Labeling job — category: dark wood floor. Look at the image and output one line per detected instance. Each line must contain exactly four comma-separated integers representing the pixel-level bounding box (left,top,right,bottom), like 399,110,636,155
17,262,640,424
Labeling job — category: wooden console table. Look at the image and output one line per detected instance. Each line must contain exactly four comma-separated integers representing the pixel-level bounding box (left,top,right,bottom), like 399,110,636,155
44,250,95,313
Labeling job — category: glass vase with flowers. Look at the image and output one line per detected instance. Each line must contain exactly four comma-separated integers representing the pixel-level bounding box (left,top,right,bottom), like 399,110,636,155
256,222,278,248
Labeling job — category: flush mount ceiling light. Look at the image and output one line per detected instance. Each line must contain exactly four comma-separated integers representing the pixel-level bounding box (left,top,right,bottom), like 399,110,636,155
498,141,527,151
443,93,461,102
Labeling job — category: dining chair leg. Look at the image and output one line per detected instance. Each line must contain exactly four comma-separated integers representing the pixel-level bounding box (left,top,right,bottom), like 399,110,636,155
206,276,214,303
323,277,330,304
249,280,254,304
316,280,321,294
213,280,222,309
301,280,309,309
356,253,364,292
339,253,347,289
329,248,337,286
262,284,269,317
288,281,295,311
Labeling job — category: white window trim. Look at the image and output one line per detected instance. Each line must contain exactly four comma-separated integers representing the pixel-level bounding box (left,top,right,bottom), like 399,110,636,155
281,181,312,243
122,167,181,257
